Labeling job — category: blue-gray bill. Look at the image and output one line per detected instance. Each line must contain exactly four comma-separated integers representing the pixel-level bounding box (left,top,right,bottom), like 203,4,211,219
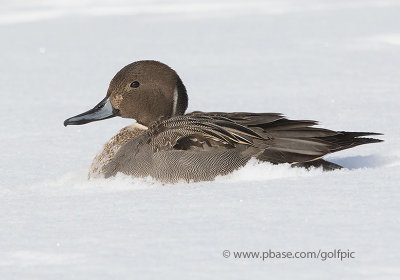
64,96,120,126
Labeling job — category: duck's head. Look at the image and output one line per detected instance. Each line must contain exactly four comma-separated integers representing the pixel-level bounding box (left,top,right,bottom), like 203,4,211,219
64,60,188,127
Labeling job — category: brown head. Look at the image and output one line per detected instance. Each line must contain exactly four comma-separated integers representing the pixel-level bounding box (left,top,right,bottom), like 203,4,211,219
64,60,188,127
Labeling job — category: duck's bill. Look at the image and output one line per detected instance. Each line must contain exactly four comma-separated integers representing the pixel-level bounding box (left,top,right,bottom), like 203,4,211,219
64,96,120,126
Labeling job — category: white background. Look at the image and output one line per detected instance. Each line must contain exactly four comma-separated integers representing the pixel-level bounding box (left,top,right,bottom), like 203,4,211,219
0,0,399,279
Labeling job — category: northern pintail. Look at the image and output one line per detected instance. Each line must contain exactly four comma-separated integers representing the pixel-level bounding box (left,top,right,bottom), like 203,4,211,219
64,60,382,183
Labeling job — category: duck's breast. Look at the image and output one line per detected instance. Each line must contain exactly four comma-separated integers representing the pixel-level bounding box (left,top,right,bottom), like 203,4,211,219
89,123,147,178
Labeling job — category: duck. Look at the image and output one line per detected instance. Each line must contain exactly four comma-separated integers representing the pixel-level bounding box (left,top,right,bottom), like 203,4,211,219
64,60,382,183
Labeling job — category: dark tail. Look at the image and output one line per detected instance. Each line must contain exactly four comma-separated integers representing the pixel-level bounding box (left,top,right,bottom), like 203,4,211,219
252,118,383,164
321,132,383,153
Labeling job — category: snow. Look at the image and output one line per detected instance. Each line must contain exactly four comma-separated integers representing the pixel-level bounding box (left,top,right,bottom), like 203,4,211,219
1,0,399,279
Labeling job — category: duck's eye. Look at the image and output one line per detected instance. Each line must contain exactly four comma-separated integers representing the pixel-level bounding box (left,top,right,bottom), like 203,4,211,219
130,81,140,88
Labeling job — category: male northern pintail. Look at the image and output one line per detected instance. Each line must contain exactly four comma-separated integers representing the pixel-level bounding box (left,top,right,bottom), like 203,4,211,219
64,60,382,183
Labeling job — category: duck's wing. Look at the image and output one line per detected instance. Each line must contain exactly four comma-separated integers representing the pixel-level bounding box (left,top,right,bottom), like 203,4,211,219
148,112,382,164
188,111,383,164
149,114,265,151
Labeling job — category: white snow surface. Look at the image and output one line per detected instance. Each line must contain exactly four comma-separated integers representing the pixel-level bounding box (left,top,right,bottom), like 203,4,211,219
1,0,399,279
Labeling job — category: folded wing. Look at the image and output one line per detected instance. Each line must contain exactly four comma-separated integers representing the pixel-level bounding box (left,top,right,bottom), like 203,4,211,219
149,112,382,164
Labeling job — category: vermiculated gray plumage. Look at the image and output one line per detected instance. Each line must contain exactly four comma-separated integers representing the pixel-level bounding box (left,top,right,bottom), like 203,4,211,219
103,112,382,183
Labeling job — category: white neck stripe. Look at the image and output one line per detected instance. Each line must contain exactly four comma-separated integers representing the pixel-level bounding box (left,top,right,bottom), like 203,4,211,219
172,85,178,116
